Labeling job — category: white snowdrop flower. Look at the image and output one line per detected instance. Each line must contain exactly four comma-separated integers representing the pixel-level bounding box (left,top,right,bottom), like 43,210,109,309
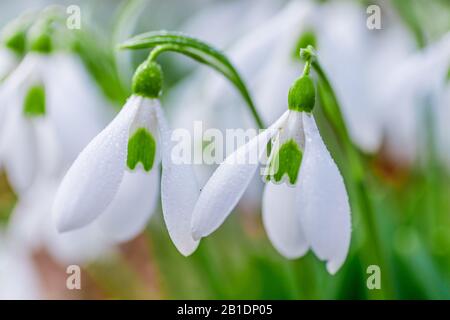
167,0,315,210
0,21,111,195
0,52,55,194
191,72,351,274
53,59,199,255
377,31,450,163
8,178,114,265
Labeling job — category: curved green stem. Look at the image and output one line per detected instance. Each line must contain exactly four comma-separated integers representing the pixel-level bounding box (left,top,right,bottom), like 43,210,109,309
120,31,265,129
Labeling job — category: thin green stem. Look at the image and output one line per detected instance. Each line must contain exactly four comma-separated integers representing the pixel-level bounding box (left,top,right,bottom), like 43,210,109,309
120,31,265,129
302,59,311,77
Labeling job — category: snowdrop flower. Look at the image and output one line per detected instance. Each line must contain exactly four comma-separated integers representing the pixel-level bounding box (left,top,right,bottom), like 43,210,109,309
191,60,351,274
53,58,199,255
377,32,450,163
167,0,315,209
0,19,111,195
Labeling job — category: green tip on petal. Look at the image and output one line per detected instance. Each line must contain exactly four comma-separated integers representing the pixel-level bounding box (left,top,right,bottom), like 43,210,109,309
269,139,303,185
2,14,33,55
27,20,53,53
4,29,27,55
29,33,52,53
288,75,315,113
127,128,157,172
23,84,46,117
132,61,163,99
293,30,317,60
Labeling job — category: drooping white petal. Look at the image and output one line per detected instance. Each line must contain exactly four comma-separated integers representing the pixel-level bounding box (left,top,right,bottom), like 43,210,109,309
296,114,351,274
53,95,141,232
0,104,37,195
96,168,159,243
262,181,308,259
0,47,18,80
191,111,289,240
0,54,40,124
155,103,199,256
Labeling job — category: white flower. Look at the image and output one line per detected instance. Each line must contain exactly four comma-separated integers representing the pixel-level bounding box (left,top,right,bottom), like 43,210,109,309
191,75,351,274
0,52,111,195
377,31,450,163
53,61,199,255
167,0,315,211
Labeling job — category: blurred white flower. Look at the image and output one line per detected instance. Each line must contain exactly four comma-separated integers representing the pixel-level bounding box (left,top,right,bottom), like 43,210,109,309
53,91,199,255
191,80,351,274
0,52,112,195
377,32,450,163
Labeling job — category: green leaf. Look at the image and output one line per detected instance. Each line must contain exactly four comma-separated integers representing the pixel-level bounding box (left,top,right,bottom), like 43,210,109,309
23,84,46,117
119,31,264,129
127,128,156,171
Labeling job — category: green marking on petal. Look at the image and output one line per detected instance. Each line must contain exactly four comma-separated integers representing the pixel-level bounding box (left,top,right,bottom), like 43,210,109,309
270,139,303,185
23,84,46,117
127,128,156,172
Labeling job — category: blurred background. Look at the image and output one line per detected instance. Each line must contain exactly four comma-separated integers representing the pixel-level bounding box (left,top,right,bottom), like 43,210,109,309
0,0,449,299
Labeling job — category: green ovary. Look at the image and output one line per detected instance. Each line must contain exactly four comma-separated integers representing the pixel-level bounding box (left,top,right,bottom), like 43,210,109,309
270,139,303,185
127,128,156,172
23,85,46,117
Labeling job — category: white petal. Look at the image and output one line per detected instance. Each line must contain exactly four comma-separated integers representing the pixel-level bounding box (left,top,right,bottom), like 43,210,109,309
96,168,159,243
0,48,18,79
52,96,141,232
296,114,351,274
0,106,37,195
155,104,199,256
262,181,308,258
191,111,289,240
